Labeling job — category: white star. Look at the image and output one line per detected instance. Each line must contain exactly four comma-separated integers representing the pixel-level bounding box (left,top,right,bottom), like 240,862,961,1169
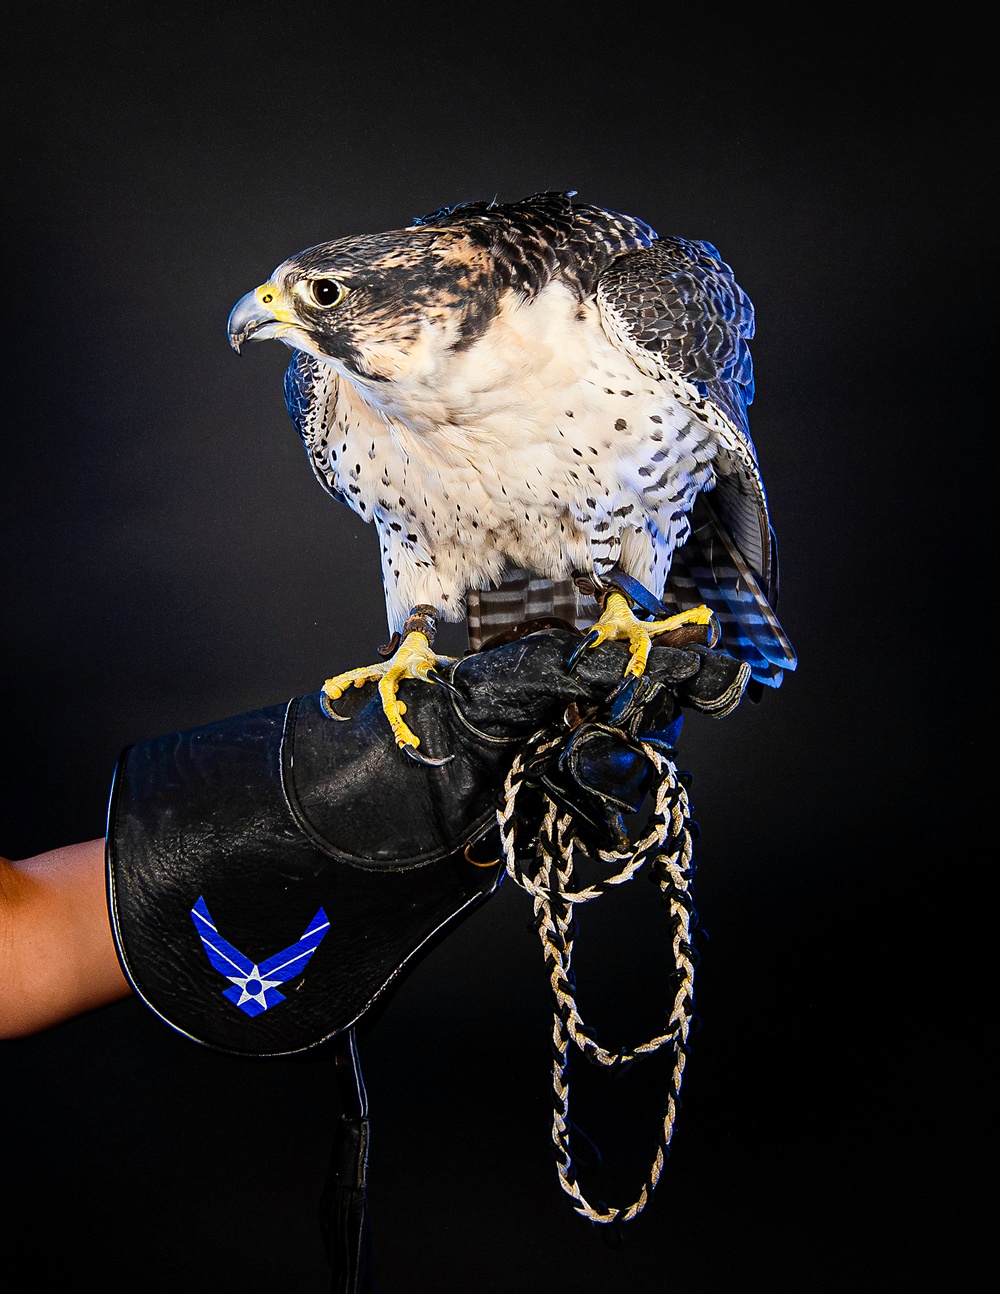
226,965,283,1009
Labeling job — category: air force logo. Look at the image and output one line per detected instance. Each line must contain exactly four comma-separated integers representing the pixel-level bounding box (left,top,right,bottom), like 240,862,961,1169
191,896,330,1018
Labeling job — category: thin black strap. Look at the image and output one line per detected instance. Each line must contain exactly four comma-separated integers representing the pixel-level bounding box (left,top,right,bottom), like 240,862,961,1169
603,565,671,619
321,1029,378,1294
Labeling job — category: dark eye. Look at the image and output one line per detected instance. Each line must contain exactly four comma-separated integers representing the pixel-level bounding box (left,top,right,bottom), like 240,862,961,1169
309,278,346,308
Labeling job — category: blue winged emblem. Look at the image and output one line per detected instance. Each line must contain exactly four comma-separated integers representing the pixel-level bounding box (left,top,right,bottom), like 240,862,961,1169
190,896,330,1018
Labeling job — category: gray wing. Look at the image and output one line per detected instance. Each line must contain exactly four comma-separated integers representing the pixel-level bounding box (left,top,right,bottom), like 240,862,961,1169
283,349,349,507
597,239,796,685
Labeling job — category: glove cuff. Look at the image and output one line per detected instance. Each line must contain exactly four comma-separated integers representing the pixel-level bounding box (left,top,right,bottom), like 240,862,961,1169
106,692,504,1057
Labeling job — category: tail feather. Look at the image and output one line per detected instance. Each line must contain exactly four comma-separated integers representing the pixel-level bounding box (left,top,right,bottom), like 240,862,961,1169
466,569,595,651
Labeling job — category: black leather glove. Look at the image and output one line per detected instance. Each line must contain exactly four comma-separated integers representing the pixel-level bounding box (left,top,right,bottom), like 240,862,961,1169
107,629,747,1058
107,628,747,1294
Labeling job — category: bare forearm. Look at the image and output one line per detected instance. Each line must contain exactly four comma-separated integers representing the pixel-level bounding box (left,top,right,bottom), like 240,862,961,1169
0,839,132,1039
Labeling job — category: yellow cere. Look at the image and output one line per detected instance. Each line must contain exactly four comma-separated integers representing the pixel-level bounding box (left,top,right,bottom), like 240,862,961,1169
255,282,295,323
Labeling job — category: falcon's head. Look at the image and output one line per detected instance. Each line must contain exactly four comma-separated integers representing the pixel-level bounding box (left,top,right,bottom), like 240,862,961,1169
227,227,500,384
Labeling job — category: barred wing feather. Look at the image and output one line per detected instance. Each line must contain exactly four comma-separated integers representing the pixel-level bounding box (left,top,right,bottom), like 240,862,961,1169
597,239,796,686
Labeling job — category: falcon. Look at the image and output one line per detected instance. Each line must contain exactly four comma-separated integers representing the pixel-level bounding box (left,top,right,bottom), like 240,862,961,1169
228,192,796,756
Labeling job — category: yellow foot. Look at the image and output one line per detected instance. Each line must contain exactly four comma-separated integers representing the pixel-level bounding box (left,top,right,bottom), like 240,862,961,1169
587,592,715,677
322,630,456,754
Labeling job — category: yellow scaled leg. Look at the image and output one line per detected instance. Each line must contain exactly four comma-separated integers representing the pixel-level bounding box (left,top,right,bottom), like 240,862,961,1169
588,592,715,677
322,631,455,753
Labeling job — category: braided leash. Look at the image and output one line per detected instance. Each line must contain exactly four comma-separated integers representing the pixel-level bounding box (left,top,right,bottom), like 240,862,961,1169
497,731,696,1225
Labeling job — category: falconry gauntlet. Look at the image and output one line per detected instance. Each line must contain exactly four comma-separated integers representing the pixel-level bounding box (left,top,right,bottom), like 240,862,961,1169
106,629,748,1057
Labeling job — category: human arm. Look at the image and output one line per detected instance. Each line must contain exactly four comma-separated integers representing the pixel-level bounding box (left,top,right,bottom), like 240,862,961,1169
0,839,132,1039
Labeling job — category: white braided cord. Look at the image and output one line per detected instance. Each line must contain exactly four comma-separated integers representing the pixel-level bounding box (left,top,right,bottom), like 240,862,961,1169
497,734,696,1225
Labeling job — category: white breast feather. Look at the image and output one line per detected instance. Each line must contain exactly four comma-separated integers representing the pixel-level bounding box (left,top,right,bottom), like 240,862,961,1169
299,283,720,633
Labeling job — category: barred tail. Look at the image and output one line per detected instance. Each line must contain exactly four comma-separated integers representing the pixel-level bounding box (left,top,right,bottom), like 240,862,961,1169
467,568,595,651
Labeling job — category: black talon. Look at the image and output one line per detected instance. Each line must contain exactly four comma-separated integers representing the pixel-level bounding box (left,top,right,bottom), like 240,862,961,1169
428,669,464,701
319,692,351,721
567,629,601,675
402,744,454,767
607,674,641,709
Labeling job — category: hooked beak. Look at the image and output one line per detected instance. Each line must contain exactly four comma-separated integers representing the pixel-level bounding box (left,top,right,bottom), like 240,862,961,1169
227,284,294,353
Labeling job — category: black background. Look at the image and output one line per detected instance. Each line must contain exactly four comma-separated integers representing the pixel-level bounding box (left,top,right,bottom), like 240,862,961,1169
1,6,983,1291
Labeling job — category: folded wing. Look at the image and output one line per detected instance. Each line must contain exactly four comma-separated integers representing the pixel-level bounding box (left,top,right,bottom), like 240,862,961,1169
597,238,797,686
